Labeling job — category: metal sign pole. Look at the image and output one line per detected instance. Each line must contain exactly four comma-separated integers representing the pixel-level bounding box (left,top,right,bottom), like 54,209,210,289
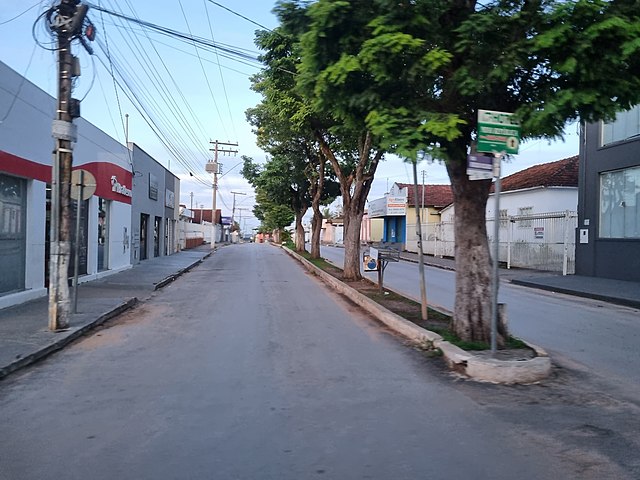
72,170,84,313
491,153,503,354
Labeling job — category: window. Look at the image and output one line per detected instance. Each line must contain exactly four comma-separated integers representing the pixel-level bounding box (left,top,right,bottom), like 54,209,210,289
499,209,509,227
602,105,640,146
0,174,26,294
600,166,640,239
518,206,533,227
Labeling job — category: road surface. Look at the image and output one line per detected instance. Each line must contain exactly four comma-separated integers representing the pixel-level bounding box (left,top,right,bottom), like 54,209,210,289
0,244,635,479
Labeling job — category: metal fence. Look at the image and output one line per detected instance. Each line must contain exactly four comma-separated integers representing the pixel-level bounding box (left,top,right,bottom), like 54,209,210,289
406,210,578,275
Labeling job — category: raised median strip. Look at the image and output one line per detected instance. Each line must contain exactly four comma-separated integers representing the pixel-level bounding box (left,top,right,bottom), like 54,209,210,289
284,246,551,385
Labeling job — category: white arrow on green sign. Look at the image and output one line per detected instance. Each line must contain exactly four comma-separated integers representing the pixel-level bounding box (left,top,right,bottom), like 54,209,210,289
477,109,521,155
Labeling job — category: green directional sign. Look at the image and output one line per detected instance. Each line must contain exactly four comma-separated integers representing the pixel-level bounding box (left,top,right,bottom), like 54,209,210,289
477,109,521,154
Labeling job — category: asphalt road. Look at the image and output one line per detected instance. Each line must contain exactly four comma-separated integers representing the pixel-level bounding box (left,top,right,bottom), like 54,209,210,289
320,245,640,394
0,243,619,479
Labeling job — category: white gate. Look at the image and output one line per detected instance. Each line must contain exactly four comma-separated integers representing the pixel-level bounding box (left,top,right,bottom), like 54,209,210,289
409,211,577,275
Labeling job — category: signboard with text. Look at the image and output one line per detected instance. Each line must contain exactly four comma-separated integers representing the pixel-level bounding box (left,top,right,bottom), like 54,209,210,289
467,154,494,180
477,109,521,154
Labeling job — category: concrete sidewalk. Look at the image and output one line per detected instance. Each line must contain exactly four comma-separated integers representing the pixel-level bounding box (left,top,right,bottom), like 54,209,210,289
399,250,640,310
0,245,213,380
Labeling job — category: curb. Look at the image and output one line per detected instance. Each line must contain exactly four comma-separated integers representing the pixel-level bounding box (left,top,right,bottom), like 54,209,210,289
285,247,551,384
399,254,456,272
0,298,138,381
154,252,212,291
511,278,640,310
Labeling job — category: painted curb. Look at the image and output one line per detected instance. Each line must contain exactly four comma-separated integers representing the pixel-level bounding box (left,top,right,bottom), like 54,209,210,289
284,247,551,384
0,298,138,381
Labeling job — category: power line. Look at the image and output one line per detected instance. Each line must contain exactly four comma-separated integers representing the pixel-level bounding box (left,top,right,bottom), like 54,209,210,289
179,0,229,139
206,1,274,33
204,0,237,138
0,1,42,25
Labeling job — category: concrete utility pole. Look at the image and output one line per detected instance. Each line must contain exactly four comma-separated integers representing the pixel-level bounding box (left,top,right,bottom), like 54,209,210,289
236,208,249,238
413,161,428,322
230,191,246,238
48,0,92,331
208,140,238,249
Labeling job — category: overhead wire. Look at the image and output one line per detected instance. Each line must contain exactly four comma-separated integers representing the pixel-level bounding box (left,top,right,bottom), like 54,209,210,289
34,1,270,194
206,0,274,34
0,41,38,125
103,0,211,151
203,0,238,139
178,0,229,139
96,0,212,180
0,1,43,25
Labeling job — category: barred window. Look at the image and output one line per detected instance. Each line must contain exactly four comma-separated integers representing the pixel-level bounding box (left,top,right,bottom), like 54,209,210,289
518,206,533,227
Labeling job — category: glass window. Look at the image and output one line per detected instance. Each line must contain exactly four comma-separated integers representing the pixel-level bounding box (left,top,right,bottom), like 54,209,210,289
599,166,640,238
602,105,640,145
0,174,26,294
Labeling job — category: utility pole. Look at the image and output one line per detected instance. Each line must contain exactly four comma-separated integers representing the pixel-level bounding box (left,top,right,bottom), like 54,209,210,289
190,191,193,210
230,191,246,240
421,170,426,214
413,161,428,322
236,208,249,238
47,0,93,331
208,140,238,249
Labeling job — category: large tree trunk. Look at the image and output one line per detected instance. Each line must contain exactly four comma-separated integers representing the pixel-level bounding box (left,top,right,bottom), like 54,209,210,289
310,204,323,258
342,208,365,280
294,210,306,252
315,130,382,281
309,153,326,259
447,157,493,344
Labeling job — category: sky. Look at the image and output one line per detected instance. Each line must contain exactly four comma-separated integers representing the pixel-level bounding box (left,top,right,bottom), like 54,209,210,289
0,1,579,231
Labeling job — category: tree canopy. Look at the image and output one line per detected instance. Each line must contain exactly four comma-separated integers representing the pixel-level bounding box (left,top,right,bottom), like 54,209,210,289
257,0,640,342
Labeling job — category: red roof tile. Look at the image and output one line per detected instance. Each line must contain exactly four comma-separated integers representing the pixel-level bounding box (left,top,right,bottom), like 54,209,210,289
498,155,579,193
396,183,454,208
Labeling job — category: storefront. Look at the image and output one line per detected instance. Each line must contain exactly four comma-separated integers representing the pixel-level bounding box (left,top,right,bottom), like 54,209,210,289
129,143,179,264
0,61,133,309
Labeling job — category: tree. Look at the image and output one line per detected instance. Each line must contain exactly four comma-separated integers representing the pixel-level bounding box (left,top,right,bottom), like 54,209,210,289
299,0,640,342
241,154,309,251
248,2,339,258
297,0,389,280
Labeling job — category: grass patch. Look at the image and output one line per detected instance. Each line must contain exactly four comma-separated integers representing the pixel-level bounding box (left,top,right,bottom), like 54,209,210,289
295,248,530,353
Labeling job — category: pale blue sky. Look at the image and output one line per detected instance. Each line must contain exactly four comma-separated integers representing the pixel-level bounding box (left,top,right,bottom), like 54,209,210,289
1,1,579,227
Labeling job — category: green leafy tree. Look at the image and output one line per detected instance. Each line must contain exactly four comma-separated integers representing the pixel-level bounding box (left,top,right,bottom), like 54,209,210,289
248,2,339,258
298,0,640,343
294,0,390,280
241,154,308,251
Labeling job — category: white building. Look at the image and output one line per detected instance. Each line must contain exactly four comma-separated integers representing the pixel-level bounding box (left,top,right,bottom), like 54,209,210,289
0,61,133,309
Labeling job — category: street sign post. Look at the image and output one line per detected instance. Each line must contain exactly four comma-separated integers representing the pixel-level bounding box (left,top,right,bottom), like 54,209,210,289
477,109,521,155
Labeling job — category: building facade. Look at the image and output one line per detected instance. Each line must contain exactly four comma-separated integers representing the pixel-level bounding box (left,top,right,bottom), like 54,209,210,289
576,108,640,281
0,61,133,309
129,143,179,264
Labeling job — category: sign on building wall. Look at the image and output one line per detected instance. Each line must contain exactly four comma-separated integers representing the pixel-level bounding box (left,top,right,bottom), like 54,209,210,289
149,173,159,200
368,195,407,217
165,189,175,208
368,197,387,217
386,196,407,216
